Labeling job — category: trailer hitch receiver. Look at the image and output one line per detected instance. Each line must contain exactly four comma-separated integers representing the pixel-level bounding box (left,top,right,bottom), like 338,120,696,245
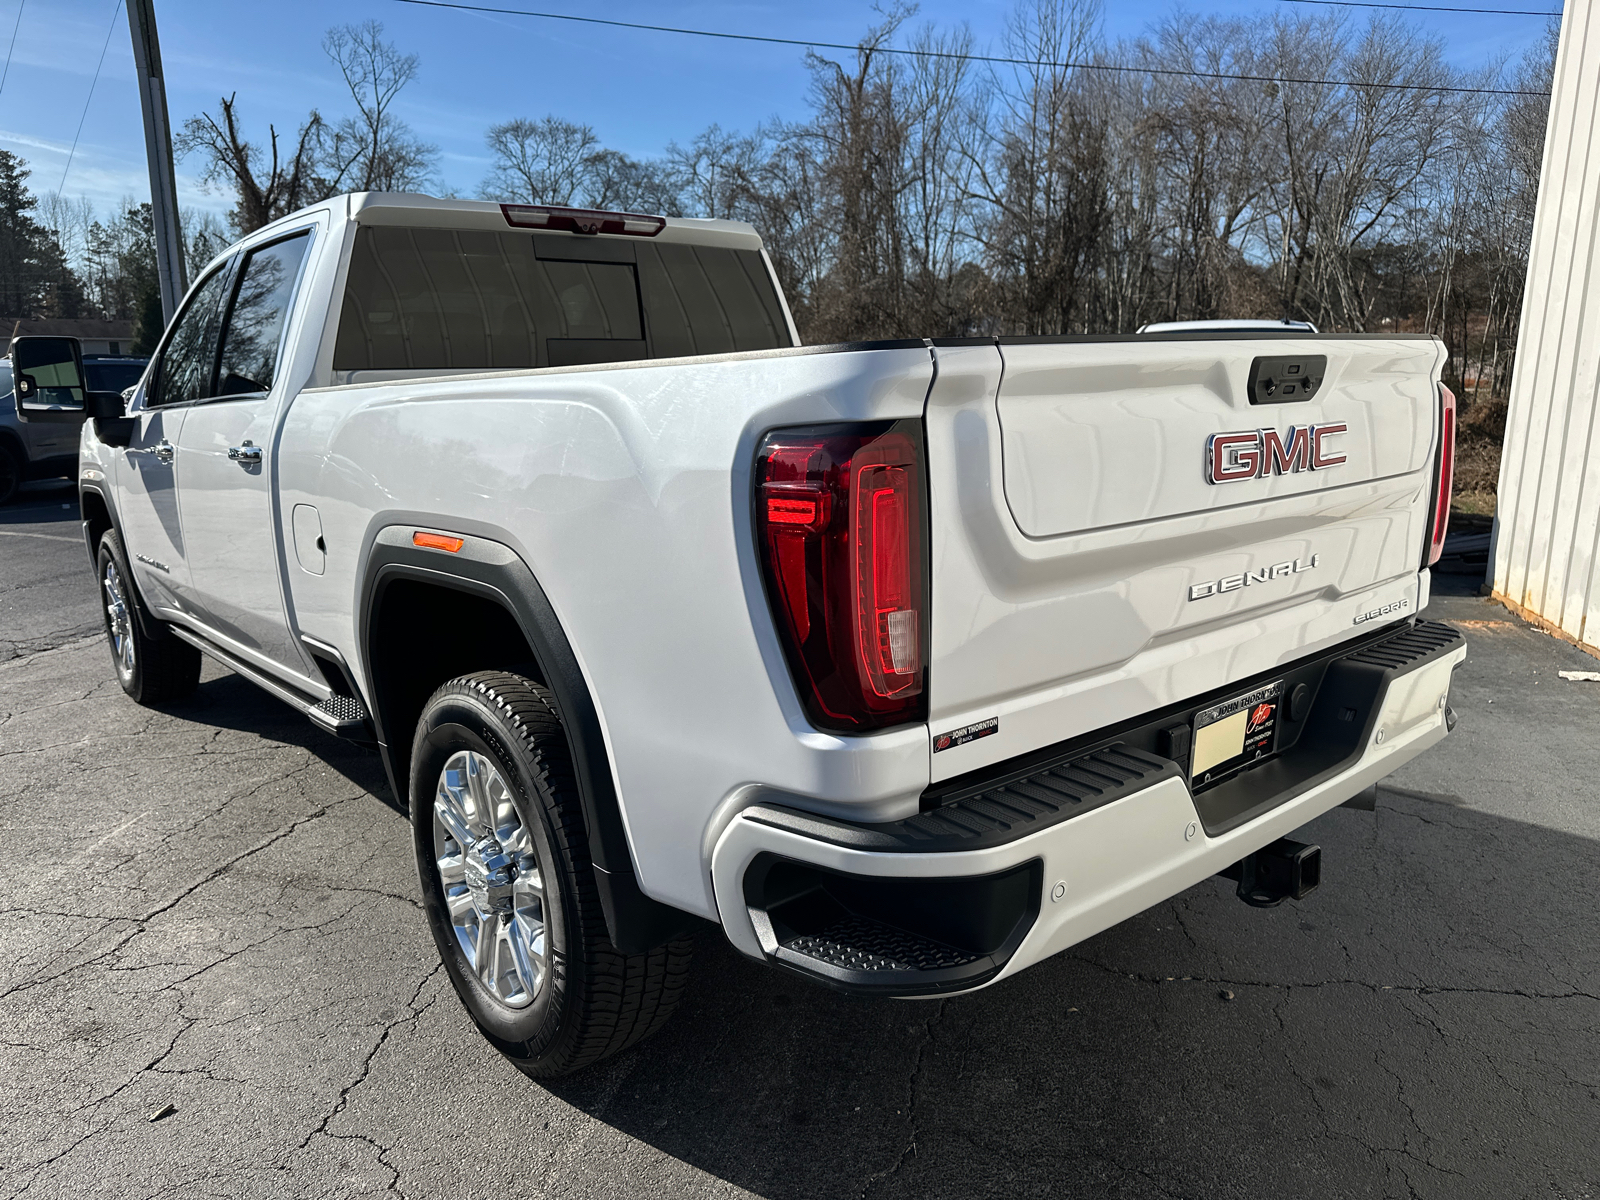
1218,838,1321,908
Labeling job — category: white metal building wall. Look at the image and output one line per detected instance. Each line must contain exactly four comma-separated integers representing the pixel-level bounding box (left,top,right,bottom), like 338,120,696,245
1491,1,1600,656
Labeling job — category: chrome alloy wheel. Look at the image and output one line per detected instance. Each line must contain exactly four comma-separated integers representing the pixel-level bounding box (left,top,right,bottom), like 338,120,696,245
433,750,547,1008
103,558,134,678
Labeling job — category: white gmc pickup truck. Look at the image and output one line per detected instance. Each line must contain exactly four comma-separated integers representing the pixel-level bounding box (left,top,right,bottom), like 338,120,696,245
10,193,1465,1077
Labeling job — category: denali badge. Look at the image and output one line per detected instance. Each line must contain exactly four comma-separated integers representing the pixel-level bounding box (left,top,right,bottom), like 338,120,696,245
1189,554,1319,601
1206,423,1347,483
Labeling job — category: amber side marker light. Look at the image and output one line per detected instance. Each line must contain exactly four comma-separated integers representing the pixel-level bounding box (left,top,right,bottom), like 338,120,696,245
413,531,464,553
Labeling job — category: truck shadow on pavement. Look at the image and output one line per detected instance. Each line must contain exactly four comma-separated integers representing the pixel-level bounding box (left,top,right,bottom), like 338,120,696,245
160,667,401,813
537,786,1600,1200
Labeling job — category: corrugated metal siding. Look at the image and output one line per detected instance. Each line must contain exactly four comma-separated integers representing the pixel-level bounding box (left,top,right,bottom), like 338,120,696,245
1492,1,1600,654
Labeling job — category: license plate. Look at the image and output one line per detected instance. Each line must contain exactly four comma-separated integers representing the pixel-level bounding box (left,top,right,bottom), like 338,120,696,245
1191,680,1284,785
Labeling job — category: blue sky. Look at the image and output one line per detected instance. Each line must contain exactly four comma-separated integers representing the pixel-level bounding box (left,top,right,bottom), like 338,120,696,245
0,0,1562,225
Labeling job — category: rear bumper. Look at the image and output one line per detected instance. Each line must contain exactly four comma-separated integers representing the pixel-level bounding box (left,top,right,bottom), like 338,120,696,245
711,620,1466,996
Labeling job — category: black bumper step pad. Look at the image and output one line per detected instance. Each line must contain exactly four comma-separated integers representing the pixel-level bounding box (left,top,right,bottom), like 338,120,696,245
748,859,1042,995
783,917,982,974
1342,619,1463,671
744,746,1177,856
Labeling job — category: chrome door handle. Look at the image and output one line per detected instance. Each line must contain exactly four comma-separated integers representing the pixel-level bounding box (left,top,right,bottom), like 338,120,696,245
228,440,262,465
152,439,174,464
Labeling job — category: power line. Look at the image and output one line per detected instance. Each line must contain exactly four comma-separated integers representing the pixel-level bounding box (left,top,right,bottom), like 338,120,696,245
0,0,25,98
391,0,1553,97
57,0,123,197
1273,0,1561,14
1273,0,1561,15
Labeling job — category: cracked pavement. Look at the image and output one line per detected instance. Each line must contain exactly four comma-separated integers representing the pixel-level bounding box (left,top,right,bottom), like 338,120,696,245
2,485,1597,1199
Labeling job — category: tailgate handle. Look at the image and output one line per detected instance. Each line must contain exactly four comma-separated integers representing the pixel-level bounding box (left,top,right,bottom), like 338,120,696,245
1248,355,1327,404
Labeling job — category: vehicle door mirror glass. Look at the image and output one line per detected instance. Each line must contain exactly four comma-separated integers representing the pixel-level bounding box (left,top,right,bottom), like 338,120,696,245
9,336,87,423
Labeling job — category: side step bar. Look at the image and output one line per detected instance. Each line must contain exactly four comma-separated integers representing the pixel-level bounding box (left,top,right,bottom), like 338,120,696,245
169,626,375,743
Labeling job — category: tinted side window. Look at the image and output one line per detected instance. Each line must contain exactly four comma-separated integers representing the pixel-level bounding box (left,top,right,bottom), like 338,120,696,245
215,232,311,398
150,267,231,406
333,227,791,373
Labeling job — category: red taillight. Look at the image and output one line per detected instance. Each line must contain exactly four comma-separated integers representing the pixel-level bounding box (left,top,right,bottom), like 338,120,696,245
1426,384,1457,567
500,203,665,237
755,422,927,731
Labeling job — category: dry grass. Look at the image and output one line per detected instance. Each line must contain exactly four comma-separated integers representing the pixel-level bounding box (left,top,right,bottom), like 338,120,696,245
1451,394,1507,517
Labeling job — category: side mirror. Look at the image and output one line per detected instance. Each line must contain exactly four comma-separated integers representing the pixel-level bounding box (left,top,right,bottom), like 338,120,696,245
10,336,87,424
87,390,135,448
85,391,126,419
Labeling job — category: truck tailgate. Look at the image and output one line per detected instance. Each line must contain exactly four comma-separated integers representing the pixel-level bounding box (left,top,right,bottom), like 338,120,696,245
923,336,1446,783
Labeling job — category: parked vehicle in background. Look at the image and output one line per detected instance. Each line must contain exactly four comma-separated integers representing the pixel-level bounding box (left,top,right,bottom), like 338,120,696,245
0,356,147,503
11,193,1465,1079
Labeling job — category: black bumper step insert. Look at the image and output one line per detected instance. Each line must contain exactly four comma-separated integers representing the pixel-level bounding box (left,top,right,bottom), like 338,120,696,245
746,858,1041,996
783,917,982,975
745,745,1178,856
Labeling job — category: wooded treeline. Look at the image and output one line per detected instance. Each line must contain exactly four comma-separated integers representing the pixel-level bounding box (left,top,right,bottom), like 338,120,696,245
14,3,1556,500
2,148,228,351
462,3,1555,420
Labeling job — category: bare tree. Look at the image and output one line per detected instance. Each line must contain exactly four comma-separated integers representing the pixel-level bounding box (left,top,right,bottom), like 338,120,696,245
1137,13,1279,322
667,125,758,220
583,149,682,213
175,95,328,234
964,0,1109,334
320,21,437,193
799,5,919,338
480,117,599,204
178,23,434,234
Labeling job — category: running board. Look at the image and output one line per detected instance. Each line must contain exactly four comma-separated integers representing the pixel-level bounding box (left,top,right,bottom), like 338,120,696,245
169,626,376,742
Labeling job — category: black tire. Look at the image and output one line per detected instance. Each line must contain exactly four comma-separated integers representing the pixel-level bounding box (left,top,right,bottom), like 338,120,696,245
96,529,201,703
411,672,692,1077
0,441,20,505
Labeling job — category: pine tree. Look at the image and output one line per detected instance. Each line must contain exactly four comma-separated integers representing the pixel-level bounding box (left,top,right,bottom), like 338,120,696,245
0,149,43,318
0,149,90,320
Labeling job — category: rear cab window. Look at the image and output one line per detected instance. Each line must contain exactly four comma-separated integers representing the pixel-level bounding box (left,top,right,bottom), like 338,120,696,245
333,225,792,376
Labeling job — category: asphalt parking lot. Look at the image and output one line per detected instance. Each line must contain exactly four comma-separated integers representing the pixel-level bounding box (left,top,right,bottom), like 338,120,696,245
3,478,1598,1200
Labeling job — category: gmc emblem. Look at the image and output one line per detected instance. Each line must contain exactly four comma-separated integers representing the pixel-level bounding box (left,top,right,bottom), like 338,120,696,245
1206,423,1348,484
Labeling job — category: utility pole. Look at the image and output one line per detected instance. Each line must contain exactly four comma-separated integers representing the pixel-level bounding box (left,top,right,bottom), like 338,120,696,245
126,0,186,325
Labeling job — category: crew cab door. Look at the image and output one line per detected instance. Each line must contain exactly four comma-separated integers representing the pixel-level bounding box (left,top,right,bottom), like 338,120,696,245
113,263,233,616
173,229,314,676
